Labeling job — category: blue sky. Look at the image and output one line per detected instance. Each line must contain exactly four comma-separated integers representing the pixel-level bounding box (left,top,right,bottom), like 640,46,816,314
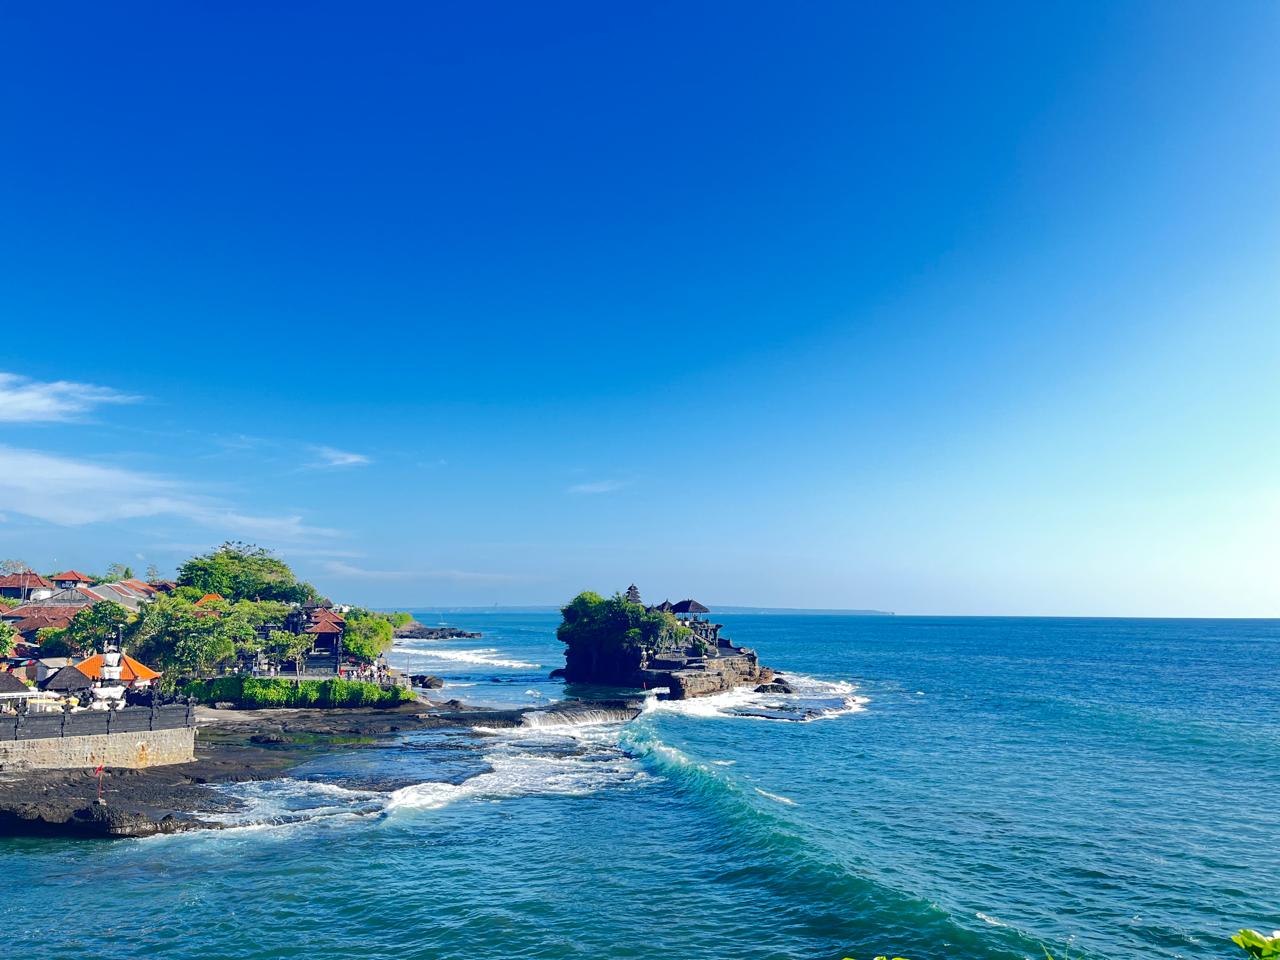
1,2,1277,615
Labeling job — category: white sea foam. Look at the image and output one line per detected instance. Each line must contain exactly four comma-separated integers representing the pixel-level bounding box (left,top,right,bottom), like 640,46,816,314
519,707,636,729
206,778,385,829
406,647,542,670
641,673,867,722
386,726,641,813
754,787,798,805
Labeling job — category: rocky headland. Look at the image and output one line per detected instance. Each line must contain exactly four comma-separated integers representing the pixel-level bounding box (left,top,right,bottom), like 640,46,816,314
556,588,775,699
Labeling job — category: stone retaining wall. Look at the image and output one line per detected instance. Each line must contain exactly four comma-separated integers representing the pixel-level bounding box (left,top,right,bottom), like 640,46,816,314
0,726,196,771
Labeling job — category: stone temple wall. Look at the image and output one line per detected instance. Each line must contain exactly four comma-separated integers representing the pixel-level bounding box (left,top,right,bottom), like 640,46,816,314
0,726,195,771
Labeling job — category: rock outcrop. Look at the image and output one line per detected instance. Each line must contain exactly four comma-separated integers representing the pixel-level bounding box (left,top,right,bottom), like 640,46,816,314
640,652,772,699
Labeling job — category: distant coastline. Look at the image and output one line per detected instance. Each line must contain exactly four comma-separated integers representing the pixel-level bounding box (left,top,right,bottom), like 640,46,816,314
400,605,895,616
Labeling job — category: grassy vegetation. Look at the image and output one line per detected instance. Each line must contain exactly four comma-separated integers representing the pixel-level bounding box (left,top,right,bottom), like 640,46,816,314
182,676,416,709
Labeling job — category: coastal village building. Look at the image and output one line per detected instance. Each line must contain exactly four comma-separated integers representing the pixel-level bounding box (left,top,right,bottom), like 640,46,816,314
39,663,93,696
0,671,39,713
74,651,162,690
50,570,93,591
0,572,55,601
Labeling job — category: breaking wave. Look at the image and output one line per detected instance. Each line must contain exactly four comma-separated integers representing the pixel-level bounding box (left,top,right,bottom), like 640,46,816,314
642,673,867,722
386,726,643,812
403,647,542,670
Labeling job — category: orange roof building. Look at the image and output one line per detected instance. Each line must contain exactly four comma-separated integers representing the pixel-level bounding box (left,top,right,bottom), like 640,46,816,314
194,593,224,607
51,570,94,583
74,653,162,685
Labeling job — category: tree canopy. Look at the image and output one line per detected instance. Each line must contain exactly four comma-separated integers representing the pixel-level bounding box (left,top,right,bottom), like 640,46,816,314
556,591,690,684
176,542,320,604
60,601,132,655
342,609,395,662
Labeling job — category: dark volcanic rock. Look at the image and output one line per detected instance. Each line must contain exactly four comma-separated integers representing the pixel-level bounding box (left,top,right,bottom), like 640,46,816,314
395,624,482,641
755,682,795,694
409,674,445,689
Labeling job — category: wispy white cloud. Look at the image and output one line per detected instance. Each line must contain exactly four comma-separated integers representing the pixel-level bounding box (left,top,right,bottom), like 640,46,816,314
0,371,140,422
568,479,629,495
0,444,337,540
322,560,532,583
310,446,372,468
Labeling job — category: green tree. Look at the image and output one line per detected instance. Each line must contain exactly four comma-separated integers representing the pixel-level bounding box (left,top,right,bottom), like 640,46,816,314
266,629,312,665
556,591,690,684
342,613,393,662
128,596,235,674
0,621,16,658
0,559,30,575
176,542,320,603
63,601,133,654
100,562,134,583
36,626,73,658
145,563,162,582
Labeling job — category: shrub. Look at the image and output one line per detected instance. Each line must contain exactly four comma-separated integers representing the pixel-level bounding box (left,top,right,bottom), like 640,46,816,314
182,676,411,709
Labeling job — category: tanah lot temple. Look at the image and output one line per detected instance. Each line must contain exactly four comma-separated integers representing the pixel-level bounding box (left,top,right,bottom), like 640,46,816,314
626,585,773,699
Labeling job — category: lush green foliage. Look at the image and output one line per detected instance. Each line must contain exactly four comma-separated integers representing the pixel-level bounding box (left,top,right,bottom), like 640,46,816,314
1235,930,1280,959
183,676,414,709
176,542,320,604
98,561,133,583
558,591,689,657
0,596,19,610
0,621,16,657
342,609,395,662
34,626,72,657
266,628,313,664
62,601,132,655
385,611,414,628
129,596,236,674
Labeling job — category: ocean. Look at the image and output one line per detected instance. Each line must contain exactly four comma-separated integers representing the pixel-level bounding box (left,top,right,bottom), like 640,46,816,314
4,614,1277,960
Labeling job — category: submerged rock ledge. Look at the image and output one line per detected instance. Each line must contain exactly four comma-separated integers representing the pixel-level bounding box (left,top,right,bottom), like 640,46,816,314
0,698,642,840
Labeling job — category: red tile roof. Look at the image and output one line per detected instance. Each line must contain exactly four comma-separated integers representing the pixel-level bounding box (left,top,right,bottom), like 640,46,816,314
0,573,55,590
12,614,75,635
52,570,93,582
304,622,342,634
194,593,223,607
2,603,89,620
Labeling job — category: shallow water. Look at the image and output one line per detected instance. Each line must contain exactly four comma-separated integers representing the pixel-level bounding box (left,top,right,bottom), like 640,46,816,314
5,614,1278,960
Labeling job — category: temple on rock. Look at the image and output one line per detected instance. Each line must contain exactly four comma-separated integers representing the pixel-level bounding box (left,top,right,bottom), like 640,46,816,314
628,585,772,698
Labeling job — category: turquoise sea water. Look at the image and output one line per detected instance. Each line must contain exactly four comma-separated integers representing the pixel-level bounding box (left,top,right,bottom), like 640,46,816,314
5,614,1278,960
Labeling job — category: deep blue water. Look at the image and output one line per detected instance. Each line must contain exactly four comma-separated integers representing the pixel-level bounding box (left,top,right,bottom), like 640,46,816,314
5,614,1278,960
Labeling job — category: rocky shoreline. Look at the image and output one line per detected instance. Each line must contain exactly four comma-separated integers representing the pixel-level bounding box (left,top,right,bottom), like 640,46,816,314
0,697,642,840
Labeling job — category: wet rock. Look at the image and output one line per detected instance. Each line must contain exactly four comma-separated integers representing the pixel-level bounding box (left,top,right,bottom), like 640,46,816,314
755,682,795,694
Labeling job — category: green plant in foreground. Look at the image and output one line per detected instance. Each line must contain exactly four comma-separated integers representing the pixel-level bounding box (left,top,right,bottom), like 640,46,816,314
1234,930,1280,959
843,928,1280,960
